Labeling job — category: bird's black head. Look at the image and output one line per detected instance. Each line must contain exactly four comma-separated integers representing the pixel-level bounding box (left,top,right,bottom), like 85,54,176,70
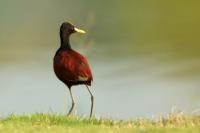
60,22,85,36
60,22,85,49
60,22,75,36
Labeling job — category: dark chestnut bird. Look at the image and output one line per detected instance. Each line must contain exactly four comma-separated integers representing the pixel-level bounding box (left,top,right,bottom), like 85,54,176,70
54,22,94,117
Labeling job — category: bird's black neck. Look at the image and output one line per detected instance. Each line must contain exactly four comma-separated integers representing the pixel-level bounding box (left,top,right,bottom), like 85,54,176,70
60,34,72,50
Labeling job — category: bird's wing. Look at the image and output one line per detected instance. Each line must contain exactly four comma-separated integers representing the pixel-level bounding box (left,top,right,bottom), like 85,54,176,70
75,57,93,81
61,50,93,82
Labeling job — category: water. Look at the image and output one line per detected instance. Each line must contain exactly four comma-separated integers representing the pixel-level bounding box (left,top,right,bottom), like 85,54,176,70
0,46,199,120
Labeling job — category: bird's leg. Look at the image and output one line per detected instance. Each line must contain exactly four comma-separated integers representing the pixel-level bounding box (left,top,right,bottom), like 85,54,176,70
85,85,94,117
67,88,75,116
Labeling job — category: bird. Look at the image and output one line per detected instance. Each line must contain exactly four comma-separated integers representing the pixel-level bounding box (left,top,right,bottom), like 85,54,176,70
53,22,94,117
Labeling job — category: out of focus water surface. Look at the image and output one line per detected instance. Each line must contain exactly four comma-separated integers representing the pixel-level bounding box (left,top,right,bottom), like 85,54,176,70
0,0,200,119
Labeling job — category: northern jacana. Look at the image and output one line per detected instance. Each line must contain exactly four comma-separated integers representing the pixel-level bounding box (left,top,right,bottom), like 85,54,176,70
54,22,94,117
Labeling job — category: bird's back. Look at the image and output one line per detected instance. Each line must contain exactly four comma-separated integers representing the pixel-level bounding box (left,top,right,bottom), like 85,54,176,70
54,48,93,88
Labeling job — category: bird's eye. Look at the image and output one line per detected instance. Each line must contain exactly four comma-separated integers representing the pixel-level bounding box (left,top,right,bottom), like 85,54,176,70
68,26,74,32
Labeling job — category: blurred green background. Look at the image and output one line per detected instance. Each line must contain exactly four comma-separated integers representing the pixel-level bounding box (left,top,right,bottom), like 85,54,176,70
0,0,200,119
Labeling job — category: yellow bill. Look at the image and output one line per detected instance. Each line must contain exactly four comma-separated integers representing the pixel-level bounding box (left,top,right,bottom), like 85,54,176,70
74,27,86,34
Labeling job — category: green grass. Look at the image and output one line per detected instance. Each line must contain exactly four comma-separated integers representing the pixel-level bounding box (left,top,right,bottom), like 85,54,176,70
0,112,200,133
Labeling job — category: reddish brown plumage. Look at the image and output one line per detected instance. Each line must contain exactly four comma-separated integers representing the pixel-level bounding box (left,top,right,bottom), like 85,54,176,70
54,48,93,88
54,22,94,117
